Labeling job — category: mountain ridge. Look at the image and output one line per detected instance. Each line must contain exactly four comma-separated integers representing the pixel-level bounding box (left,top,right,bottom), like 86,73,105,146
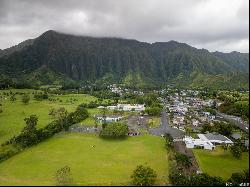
0,30,249,89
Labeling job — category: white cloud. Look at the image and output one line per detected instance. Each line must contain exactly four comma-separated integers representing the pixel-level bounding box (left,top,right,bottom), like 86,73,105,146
0,0,248,52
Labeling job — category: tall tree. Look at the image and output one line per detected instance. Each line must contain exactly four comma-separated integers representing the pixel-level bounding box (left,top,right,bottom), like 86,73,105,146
131,165,157,186
54,107,68,131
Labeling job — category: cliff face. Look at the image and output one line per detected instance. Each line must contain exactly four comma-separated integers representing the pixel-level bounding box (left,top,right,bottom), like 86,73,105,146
0,30,249,88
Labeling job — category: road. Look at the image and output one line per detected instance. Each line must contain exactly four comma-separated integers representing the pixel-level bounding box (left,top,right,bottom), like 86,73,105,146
216,111,249,133
148,109,169,136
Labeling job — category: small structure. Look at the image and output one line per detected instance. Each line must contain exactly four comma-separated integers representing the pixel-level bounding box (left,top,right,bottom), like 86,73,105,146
128,129,140,136
173,116,185,126
106,104,145,112
192,119,200,127
106,105,117,110
95,115,122,124
117,104,145,112
231,133,242,140
97,106,105,109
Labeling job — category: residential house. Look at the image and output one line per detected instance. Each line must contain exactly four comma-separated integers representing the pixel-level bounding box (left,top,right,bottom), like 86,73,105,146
192,119,200,127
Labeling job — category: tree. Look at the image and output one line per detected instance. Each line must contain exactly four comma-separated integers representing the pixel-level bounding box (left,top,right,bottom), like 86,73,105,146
99,123,128,138
189,173,225,186
169,172,225,186
164,133,173,150
174,152,192,168
228,170,249,186
0,108,2,114
67,104,89,125
22,94,30,104
185,126,192,136
55,166,73,186
145,107,162,116
131,165,157,186
169,171,189,186
230,145,242,159
54,108,68,131
34,92,49,100
23,115,38,132
13,115,39,147
221,142,228,152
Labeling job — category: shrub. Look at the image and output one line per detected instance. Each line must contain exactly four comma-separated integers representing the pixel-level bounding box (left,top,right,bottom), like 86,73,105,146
228,169,249,186
67,105,89,124
34,93,49,100
174,152,192,168
55,166,73,186
10,94,16,102
169,171,225,186
21,94,30,104
145,107,162,116
230,145,242,159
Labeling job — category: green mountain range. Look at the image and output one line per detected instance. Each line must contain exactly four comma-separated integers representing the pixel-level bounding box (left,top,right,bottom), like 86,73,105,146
0,30,249,89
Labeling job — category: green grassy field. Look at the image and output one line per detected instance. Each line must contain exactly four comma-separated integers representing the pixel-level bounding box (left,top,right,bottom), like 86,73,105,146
0,133,169,186
148,116,161,128
0,89,99,144
193,147,249,179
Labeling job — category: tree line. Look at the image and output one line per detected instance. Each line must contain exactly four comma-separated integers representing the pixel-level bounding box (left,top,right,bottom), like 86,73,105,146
0,105,89,162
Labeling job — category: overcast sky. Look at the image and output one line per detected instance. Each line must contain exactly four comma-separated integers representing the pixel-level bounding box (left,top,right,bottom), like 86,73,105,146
0,0,249,52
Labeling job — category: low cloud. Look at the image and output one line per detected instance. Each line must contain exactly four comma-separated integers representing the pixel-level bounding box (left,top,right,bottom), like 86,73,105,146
0,0,248,52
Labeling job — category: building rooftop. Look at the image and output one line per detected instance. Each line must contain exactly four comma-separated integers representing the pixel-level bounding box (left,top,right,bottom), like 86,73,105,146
231,133,242,140
95,114,122,118
199,133,232,142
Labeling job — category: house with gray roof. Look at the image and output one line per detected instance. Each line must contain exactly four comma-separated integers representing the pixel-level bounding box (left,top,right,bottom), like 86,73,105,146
184,133,233,150
198,133,233,145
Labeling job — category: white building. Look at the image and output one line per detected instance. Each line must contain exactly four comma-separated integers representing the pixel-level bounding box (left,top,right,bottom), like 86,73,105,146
192,119,200,127
106,104,145,112
184,136,215,150
95,115,123,123
173,116,185,126
118,104,145,112
106,105,117,110
184,133,233,150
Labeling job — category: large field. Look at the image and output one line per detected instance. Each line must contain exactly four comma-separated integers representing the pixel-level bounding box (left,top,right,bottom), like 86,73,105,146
193,147,249,180
0,89,100,144
0,133,169,186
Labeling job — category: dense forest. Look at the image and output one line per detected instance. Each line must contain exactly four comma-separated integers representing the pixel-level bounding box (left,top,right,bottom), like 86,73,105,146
0,30,249,89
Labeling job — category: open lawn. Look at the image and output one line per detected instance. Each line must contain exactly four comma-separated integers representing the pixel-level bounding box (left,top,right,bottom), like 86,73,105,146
0,89,100,144
193,147,249,180
0,133,169,186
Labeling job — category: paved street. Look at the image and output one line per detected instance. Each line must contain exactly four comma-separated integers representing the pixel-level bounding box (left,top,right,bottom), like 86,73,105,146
216,111,249,133
148,110,168,136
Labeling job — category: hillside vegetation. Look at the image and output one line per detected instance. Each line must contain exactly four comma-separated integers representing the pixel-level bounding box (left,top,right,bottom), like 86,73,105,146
0,30,249,89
